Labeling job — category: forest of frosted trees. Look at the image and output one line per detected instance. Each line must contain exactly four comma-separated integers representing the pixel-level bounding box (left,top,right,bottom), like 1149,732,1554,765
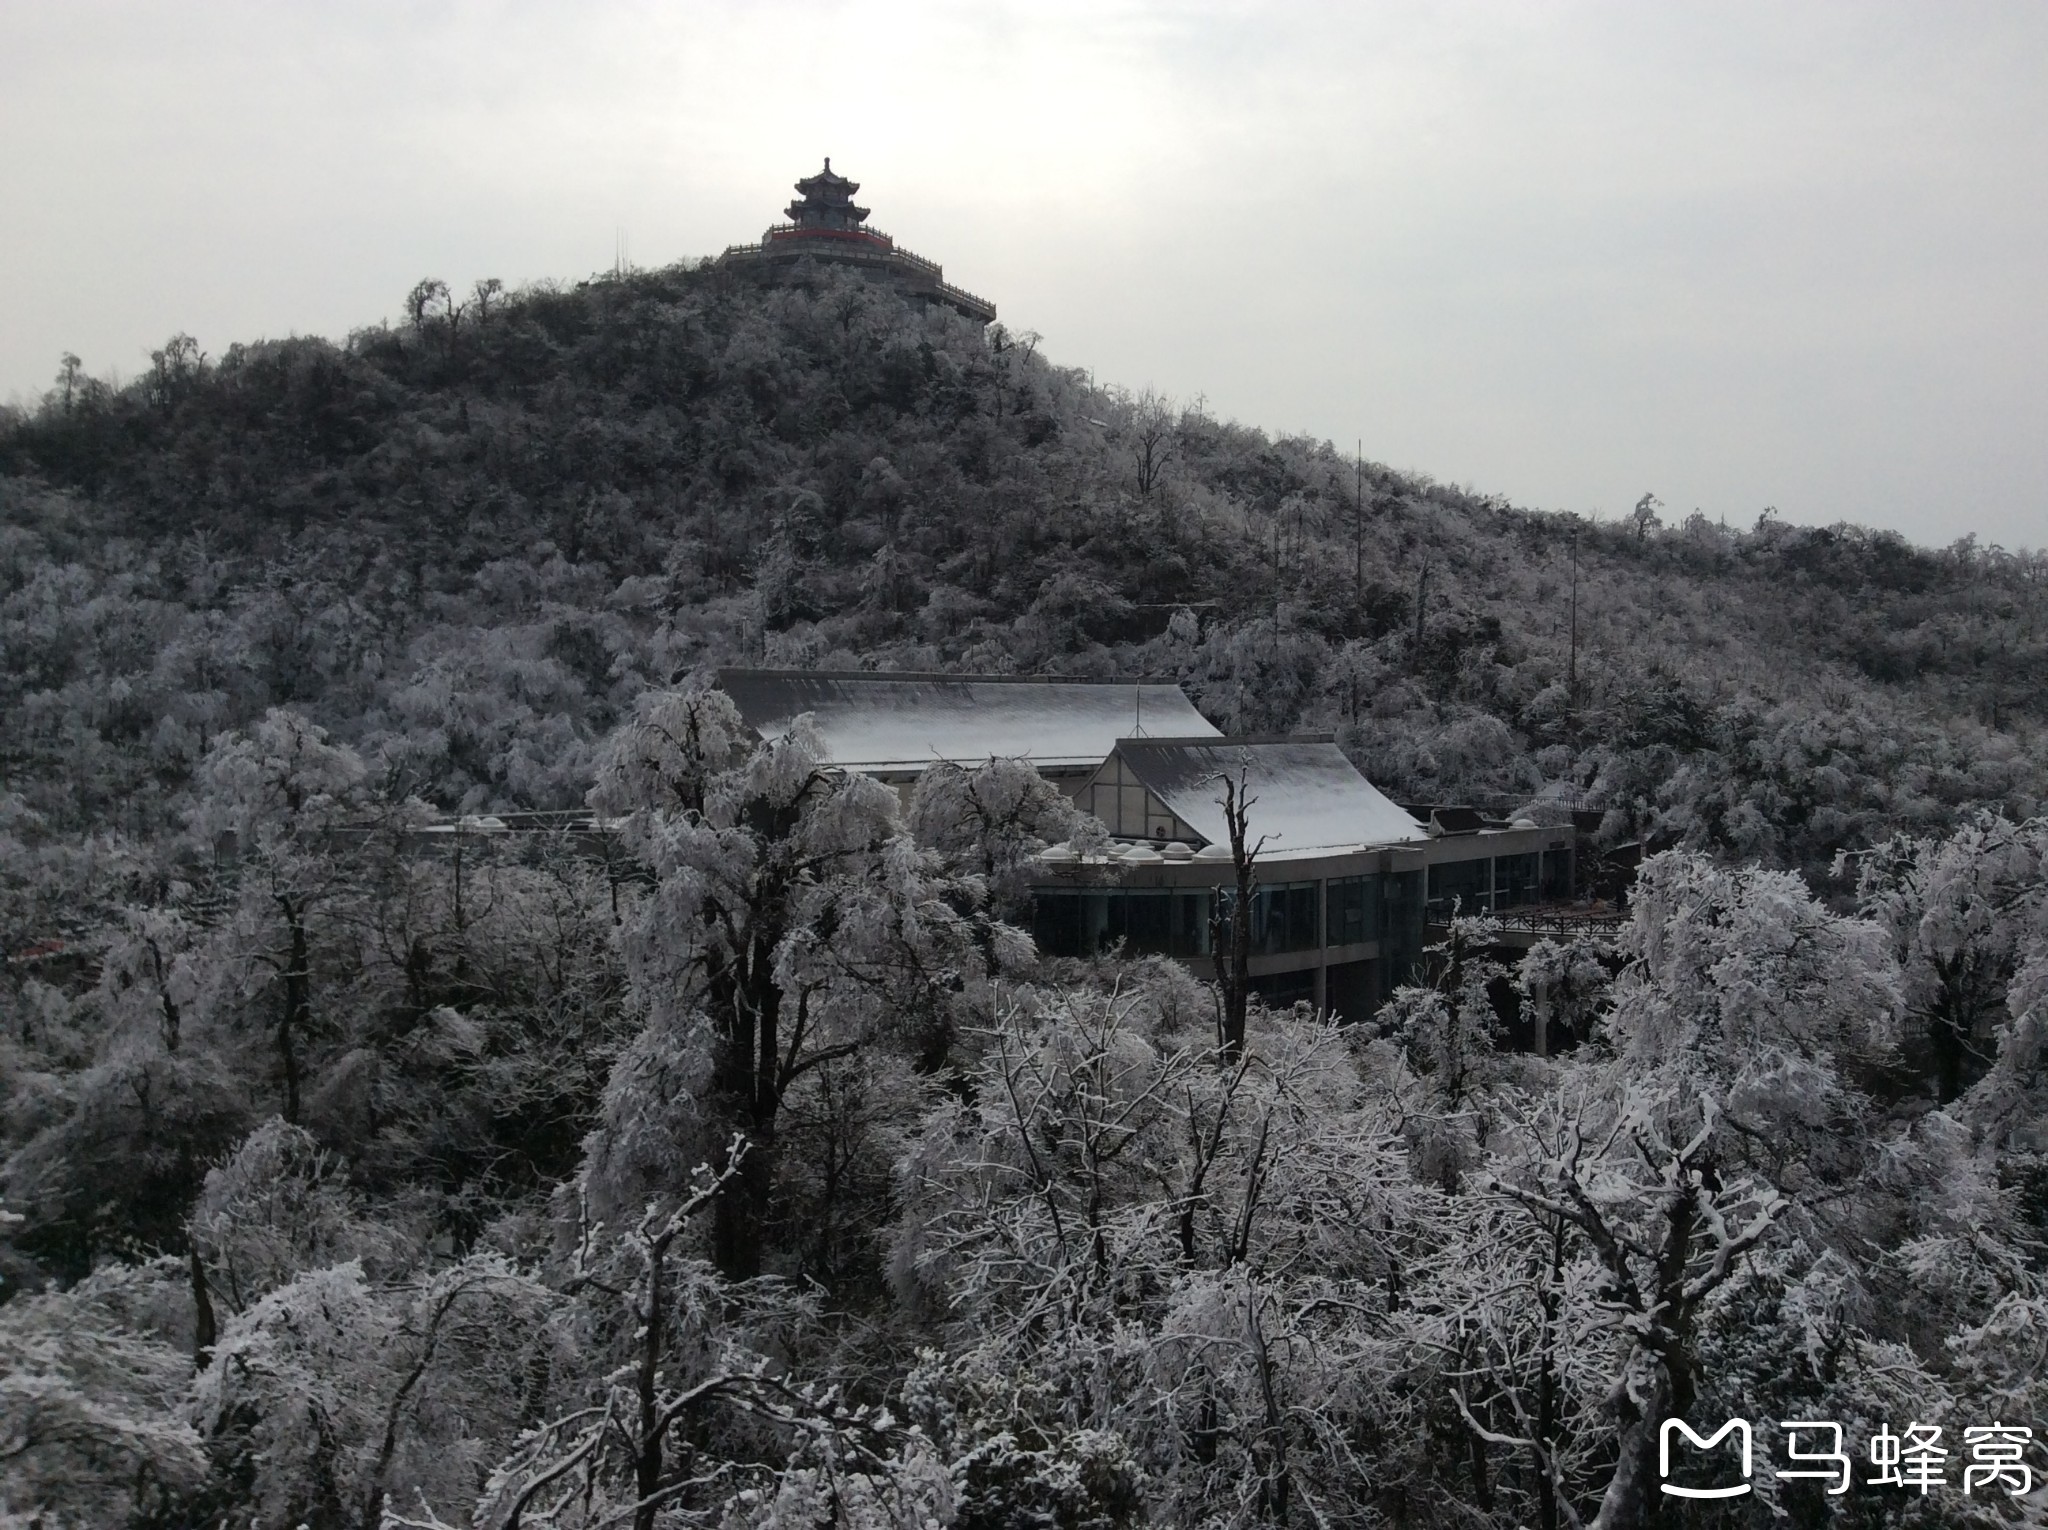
2,261,2046,1527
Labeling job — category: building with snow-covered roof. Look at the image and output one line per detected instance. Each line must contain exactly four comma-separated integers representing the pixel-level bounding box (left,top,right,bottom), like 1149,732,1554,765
718,669,1217,793
1077,735,1425,852
714,669,1572,1022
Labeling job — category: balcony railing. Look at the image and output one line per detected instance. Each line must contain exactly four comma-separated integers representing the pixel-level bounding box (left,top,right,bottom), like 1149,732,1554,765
935,279,995,313
764,222,897,250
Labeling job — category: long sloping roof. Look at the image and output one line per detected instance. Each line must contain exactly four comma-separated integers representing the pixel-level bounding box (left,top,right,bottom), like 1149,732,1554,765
1112,735,1427,853
717,669,1220,772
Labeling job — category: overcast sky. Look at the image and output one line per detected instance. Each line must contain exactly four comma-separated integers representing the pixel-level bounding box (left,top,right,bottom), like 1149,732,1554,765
4,1,2043,549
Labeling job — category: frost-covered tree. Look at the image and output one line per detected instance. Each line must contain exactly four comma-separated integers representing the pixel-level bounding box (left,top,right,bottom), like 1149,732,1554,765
1469,852,1905,1529
187,1116,404,1318
1514,933,1613,1053
190,708,377,1123
1853,811,2048,1101
1,907,249,1277
588,686,1021,1278
906,755,1086,916
0,1259,206,1526
456,1149,938,1530
193,1253,552,1530
894,969,1426,1524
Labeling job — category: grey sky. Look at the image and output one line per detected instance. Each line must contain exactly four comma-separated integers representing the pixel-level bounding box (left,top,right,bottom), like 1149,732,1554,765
4,1,2043,549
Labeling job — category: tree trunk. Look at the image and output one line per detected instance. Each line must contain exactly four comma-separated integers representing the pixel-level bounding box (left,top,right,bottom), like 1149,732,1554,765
1587,1360,1669,1530
1413,562,1432,667
634,1229,668,1530
1211,768,1258,1062
711,1124,776,1280
280,897,310,1124
710,941,784,1280
189,1245,217,1370
1532,1221,1564,1530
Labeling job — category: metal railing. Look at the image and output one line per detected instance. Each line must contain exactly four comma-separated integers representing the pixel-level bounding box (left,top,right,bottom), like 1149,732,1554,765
1497,909,1627,935
1425,904,1628,936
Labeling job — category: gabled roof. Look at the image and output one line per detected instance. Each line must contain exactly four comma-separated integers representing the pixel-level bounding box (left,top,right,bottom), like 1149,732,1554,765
1110,735,1427,853
717,669,1220,773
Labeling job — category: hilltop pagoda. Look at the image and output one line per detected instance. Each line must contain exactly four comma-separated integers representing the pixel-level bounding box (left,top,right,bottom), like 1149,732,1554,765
717,159,996,324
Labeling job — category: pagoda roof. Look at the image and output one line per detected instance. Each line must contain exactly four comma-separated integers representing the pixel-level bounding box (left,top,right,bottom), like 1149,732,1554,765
795,158,858,195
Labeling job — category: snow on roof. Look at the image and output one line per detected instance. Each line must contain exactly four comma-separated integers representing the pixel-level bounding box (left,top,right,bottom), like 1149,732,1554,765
717,669,1221,772
1111,735,1427,853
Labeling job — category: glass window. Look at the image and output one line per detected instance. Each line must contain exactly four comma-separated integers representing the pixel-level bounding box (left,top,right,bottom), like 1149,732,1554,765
1031,890,1083,956
1172,891,1213,956
1120,891,1173,955
1249,968,1317,1009
1222,881,1320,954
1381,869,1425,988
1496,852,1540,909
1326,875,1379,947
1029,888,1211,958
1382,869,1422,934
1540,847,1573,901
1427,857,1492,917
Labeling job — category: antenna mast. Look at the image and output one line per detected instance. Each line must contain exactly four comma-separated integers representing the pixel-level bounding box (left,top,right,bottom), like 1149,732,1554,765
1568,524,1580,704
1354,439,1364,606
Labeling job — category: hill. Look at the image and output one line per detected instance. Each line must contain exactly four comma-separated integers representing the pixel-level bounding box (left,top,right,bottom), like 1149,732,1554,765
3,259,2043,876
4,256,2048,1530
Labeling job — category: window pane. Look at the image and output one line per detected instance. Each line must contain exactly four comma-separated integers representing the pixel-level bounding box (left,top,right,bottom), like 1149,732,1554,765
1427,858,1492,916
1326,875,1379,946
1246,881,1319,953
1497,853,1540,909
1030,891,1081,956
1123,892,1173,955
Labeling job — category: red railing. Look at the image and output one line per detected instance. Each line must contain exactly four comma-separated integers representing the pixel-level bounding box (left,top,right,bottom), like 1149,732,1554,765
764,223,896,250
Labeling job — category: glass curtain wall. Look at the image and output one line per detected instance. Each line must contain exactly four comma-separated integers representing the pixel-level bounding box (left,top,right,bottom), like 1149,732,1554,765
1382,869,1425,987
1495,852,1541,909
1325,875,1380,947
1040,880,1409,962
1219,881,1320,955
1030,888,1213,958
1426,858,1492,917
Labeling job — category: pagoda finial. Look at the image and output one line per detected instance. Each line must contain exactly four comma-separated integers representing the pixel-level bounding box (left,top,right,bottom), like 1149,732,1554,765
824,156,831,172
